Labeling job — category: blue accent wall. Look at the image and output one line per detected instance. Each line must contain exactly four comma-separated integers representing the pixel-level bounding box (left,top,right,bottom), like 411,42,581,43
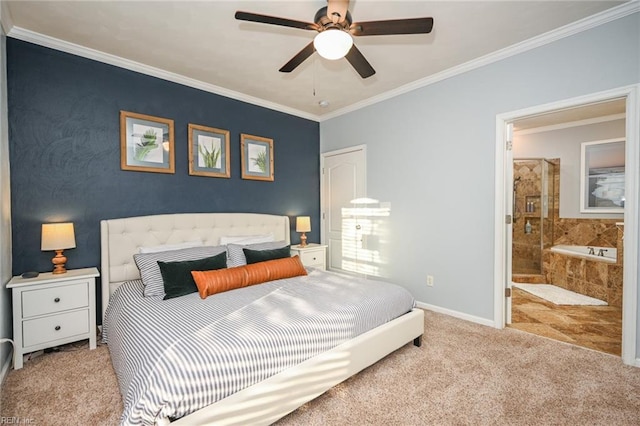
7,39,320,282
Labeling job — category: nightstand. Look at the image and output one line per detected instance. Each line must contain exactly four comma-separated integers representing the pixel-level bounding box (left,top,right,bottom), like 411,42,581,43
290,243,328,270
7,267,100,369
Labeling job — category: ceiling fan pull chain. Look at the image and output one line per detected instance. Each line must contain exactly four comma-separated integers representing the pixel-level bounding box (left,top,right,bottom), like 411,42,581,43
313,57,317,97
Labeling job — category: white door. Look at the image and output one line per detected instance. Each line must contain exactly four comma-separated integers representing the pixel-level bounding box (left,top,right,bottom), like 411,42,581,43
505,123,514,324
321,146,366,273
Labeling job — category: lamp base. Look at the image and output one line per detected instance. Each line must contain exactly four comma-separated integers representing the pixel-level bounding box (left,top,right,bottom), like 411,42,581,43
51,250,68,274
299,232,307,248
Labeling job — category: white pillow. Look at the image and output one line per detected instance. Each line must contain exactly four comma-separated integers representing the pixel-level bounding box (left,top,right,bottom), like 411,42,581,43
219,233,274,245
138,240,203,253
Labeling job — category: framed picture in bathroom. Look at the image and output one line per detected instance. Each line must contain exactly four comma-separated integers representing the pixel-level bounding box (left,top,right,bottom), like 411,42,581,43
580,138,625,213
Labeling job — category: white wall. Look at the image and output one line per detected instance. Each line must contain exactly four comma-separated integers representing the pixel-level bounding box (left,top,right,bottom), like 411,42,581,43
514,118,625,219
320,14,639,325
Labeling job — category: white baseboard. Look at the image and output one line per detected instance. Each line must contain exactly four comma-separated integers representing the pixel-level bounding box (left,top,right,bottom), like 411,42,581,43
416,301,496,328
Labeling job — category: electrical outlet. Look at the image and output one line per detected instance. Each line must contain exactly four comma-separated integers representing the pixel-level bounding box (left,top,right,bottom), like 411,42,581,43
427,275,434,287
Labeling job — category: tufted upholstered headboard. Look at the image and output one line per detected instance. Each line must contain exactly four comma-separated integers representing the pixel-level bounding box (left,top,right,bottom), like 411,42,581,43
100,213,290,320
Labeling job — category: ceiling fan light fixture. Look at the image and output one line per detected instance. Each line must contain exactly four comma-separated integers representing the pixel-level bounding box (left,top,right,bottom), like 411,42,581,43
313,29,353,60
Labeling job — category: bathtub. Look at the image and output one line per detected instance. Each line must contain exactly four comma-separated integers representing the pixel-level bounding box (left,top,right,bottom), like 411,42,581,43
550,245,617,263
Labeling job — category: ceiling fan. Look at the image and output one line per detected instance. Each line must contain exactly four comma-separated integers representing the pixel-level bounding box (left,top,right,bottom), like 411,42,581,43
235,0,434,79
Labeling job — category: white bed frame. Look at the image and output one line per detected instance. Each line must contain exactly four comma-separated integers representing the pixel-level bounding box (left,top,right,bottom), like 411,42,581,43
100,212,424,425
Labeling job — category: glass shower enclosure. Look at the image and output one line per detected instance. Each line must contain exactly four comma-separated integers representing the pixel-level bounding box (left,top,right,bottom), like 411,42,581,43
512,159,555,276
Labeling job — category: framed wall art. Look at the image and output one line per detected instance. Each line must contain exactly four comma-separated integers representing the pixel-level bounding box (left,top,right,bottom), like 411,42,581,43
120,111,175,173
188,124,230,178
241,133,274,181
580,138,625,213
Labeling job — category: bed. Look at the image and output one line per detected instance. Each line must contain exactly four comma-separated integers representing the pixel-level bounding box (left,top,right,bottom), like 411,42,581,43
101,212,424,425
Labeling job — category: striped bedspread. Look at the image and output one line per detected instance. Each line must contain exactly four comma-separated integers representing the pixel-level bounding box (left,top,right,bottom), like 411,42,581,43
103,268,415,425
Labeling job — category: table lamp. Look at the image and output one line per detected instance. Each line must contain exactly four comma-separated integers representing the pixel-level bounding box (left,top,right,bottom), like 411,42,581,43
296,216,311,248
41,222,76,274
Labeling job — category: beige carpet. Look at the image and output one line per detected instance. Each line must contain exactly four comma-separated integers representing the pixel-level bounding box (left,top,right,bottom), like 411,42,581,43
2,310,639,425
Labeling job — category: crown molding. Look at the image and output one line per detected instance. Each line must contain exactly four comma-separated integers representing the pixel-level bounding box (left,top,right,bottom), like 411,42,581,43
6,26,321,122
318,1,640,122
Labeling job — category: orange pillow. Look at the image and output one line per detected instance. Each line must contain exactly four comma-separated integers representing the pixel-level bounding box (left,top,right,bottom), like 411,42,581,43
191,255,307,299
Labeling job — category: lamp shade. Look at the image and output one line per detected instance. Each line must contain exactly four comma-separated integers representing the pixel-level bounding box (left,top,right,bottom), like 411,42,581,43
41,223,76,251
296,216,311,233
314,29,353,60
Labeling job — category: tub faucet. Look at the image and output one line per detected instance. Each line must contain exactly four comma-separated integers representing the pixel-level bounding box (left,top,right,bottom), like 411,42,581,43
588,247,595,255
598,248,608,257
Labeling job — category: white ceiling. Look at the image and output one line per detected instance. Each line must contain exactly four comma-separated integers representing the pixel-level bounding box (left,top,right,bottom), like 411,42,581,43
3,1,630,121
514,98,627,131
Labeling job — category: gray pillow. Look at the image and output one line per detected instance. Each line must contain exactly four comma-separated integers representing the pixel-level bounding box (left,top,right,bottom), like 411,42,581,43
134,245,226,297
226,240,289,268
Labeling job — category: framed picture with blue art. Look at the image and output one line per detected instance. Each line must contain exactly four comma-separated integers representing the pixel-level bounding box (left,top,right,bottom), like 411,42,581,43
188,124,230,178
241,133,274,181
120,110,175,174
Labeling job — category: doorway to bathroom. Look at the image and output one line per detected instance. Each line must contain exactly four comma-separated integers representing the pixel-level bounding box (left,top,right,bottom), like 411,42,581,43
510,152,622,355
494,85,639,365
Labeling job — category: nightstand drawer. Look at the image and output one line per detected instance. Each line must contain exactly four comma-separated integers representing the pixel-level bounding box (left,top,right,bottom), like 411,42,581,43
22,310,89,347
22,281,89,318
300,251,324,267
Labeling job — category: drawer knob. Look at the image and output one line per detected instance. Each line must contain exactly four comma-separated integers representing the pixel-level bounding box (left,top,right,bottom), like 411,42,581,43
54,297,60,303
312,257,317,260
55,326,61,331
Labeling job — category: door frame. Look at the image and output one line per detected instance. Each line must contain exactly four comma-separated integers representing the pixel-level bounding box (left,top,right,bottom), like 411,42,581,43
493,85,639,366
320,144,367,268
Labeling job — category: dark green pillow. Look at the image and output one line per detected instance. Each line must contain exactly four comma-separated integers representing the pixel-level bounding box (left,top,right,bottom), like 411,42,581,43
158,252,227,300
243,245,291,264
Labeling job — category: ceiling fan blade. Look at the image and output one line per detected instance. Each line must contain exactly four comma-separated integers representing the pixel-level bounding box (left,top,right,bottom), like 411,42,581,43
279,42,316,73
235,11,318,31
345,45,375,79
350,17,434,36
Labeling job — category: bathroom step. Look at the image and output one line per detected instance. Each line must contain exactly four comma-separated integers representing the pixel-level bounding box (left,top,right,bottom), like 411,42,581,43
512,273,546,284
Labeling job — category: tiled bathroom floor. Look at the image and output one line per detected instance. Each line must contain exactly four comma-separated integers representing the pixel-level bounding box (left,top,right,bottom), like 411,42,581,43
509,287,622,356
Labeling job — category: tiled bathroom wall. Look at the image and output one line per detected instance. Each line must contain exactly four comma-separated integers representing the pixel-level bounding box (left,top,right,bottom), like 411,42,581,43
543,221,623,307
513,158,624,306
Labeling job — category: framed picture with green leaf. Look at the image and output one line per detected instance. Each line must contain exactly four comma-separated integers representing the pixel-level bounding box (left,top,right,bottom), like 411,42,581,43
188,124,230,178
120,111,175,174
241,133,274,181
